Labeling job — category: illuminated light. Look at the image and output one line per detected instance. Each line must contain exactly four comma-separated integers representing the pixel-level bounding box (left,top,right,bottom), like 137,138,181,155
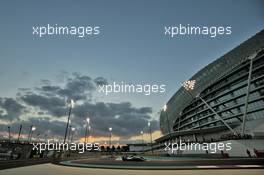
67,99,75,108
163,104,167,112
182,80,196,91
70,99,75,108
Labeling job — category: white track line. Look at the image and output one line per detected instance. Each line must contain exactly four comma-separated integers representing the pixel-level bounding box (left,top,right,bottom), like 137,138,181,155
196,166,219,168
236,165,263,168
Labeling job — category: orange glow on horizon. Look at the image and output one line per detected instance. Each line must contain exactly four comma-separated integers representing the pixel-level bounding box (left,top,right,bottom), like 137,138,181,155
79,130,162,143
79,135,121,143
129,130,162,142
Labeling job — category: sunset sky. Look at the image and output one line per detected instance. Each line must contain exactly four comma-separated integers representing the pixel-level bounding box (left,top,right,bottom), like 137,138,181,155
0,0,263,144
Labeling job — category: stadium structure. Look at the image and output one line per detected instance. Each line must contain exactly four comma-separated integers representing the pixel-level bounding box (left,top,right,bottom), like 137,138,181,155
156,30,264,157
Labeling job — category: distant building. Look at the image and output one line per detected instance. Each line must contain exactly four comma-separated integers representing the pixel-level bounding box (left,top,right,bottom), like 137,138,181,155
127,143,151,152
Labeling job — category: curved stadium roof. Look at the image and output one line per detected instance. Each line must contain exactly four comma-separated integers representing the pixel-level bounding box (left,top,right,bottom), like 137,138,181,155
160,30,264,134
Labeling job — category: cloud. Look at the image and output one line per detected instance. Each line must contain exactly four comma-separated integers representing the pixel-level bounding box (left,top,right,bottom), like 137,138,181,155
0,72,159,140
71,102,156,138
21,94,67,117
35,85,61,97
0,98,25,121
94,77,108,86
56,73,95,101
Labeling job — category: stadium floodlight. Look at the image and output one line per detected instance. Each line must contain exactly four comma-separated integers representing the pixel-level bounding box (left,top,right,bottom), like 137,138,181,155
182,80,237,135
163,104,167,112
68,99,75,108
140,131,144,152
147,121,153,153
182,80,196,91
84,117,90,143
31,126,36,142
109,127,112,147
28,125,36,142
163,104,172,139
86,125,91,143
63,99,75,144
86,117,90,125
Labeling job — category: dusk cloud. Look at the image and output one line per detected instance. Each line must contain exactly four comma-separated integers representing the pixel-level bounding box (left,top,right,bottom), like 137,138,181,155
0,97,25,121
0,72,159,140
